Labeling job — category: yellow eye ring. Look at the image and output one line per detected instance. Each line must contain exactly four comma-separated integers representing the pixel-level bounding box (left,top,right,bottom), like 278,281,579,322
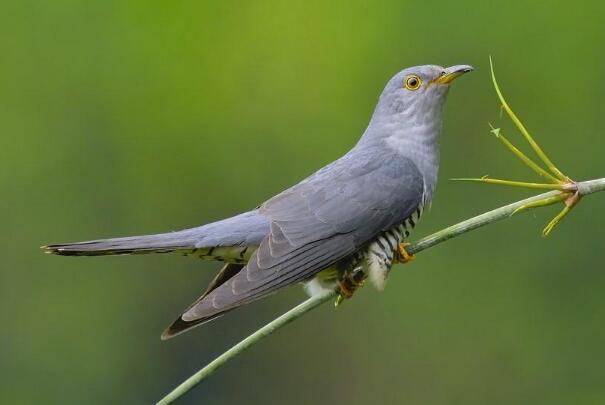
404,75,422,91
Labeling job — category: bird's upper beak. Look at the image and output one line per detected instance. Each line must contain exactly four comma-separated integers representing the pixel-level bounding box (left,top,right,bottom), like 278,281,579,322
433,64,474,85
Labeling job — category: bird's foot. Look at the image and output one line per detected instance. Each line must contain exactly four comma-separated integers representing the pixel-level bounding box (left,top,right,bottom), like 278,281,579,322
335,268,365,307
394,242,415,264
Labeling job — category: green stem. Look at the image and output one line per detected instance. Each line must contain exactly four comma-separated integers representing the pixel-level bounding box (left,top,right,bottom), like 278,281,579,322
543,205,573,236
489,57,568,182
510,193,569,216
156,293,333,405
157,177,605,404
488,125,561,183
451,177,566,190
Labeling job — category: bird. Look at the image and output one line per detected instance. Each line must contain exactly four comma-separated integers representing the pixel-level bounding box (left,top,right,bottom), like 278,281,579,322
43,64,473,339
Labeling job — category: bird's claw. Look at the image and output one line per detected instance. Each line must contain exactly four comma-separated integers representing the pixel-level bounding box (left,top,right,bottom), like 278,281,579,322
394,242,415,264
335,268,365,307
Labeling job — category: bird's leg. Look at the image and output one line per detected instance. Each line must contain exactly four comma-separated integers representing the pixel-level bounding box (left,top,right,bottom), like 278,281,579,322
394,242,415,264
335,267,366,307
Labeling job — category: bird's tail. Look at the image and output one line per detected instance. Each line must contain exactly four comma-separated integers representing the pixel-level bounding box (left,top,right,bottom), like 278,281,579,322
42,230,198,256
42,210,268,261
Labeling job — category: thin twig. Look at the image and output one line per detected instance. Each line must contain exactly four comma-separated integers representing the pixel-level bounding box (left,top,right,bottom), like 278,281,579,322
451,177,567,190
489,57,568,182
488,125,560,183
156,293,332,405
156,177,605,404
510,193,569,216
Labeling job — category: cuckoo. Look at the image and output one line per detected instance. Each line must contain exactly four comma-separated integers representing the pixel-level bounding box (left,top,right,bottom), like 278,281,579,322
44,64,473,339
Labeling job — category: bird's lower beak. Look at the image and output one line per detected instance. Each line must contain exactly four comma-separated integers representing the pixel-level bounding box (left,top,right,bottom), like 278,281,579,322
434,64,474,85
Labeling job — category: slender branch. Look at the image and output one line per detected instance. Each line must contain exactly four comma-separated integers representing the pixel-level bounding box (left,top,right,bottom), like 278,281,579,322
543,204,573,236
156,177,605,404
488,125,561,184
489,57,568,182
451,177,567,190
156,293,331,405
511,193,569,216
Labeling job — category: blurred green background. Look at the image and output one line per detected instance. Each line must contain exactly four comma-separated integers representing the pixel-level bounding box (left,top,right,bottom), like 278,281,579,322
2,1,605,404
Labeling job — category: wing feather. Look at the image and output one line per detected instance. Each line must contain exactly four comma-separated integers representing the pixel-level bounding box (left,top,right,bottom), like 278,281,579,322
181,146,425,323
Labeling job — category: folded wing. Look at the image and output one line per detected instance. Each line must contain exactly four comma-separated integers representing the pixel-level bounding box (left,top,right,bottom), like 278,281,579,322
165,147,425,336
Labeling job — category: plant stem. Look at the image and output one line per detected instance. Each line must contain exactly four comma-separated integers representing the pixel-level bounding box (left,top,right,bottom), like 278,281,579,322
157,177,605,405
489,57,568,182
451,177,566,190
510,193,569,217
488,126,561,183
156,293,331,405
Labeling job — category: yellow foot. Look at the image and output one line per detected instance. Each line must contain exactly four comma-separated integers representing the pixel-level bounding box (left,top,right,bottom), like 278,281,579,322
335,269,365,307
394,242,415,264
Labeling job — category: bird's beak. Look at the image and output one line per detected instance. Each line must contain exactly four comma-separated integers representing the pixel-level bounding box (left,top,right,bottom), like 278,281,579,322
433,64,474,85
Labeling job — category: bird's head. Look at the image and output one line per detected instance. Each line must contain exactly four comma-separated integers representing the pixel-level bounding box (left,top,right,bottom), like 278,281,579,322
372,64,474,122
359,64,473,199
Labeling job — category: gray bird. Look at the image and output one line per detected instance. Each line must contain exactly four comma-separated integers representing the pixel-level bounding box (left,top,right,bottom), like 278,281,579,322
44,64,473,339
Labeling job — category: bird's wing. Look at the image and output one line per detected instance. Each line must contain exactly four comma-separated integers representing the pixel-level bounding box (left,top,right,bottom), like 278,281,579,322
162,262,245,339
179,146,425,325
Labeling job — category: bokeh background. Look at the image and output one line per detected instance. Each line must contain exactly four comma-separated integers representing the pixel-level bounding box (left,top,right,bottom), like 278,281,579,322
2,1,605,404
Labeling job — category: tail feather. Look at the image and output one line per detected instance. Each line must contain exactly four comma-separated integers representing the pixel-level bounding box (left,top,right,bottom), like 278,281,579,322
43,210,271,339
42,210,270,258
42,231,197,256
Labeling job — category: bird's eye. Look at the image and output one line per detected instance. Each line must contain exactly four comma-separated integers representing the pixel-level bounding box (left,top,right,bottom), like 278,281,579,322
404,75,422,91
